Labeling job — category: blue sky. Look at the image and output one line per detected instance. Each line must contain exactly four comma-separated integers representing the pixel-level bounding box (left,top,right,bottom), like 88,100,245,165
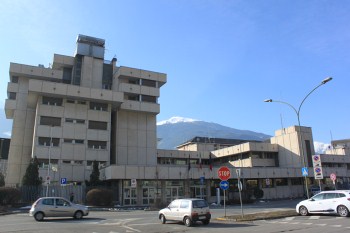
0,0,349,143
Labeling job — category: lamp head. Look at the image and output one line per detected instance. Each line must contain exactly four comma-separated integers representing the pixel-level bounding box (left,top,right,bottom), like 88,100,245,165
264,99,273,102
321,77,332,84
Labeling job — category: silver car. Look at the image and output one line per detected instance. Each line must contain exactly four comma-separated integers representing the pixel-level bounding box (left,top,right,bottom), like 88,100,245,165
29,197,89,221
158,198,211,227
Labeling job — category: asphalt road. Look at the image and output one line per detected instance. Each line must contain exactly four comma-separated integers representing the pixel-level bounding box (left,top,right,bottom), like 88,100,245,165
1,199,350,233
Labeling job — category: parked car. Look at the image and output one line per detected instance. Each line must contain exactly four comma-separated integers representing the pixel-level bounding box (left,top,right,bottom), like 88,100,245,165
158,198,211,227
29,197,89,221
296,190,350,217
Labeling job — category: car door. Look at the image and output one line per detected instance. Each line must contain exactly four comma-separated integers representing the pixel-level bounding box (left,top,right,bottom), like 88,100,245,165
178,200,190,220
307,193,325,213
166,200,181,221
54,198,74,217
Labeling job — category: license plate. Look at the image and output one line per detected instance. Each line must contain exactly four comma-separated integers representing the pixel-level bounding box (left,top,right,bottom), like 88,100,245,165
199,216,206,220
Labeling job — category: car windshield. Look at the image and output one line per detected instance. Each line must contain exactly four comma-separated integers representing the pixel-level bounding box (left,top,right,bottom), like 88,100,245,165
192,200,208,208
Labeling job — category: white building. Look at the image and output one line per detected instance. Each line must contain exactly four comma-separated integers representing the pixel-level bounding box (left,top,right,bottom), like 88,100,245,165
4,35,350,205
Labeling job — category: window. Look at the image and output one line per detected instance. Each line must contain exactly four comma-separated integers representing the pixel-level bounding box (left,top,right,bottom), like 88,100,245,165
291,178,303,185
77,101,86,105
88,140,107,149
76,119,85,124
40,116,61,126
65,118,74,123
42,198,54,205
66,99,75,104
141,95,157,103
8,92,16,100
64,139,73,143
180,200,190,209
75,139,84,144
89,102,108,111
125,93,139,101
56,198,70,206
38,137,60,147
42,96,63,106
276,178,288,186
11,76,19,83
88,121,107,130
65,118,85,124
141,79,156,87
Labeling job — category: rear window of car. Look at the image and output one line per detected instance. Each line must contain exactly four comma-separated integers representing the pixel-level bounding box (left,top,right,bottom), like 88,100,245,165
192,200,208,208
42,198,54,205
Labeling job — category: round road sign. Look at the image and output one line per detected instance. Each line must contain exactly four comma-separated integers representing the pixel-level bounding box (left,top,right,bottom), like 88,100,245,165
330,173,336,181
218,166,231,181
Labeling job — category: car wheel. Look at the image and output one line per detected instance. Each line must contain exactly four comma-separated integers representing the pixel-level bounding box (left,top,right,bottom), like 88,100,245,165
299,206,309,216
202,219,210,225
337,205,349,217
184,216,192,227
34,212,44,221
160,214,166,224
74,211,83,219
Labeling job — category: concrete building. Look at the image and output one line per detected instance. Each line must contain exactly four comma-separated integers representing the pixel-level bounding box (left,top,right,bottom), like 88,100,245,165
4,35,350,205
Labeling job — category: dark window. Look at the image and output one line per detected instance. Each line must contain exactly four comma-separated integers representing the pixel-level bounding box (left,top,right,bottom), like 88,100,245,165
89,102,108,111
38,137,60,147
42,198,54,205
64,139,73,143
11,76,19,83
276,178,288,186
65,118,74,123
77,101,86,105
291,178,303,185
125,93,139,101
75,139,84,144
128,78,140,85
142,95,157,103
40,116,61,126
76,119,85,124
88,121,107,130
66,99,75,103
42,96,63,106
142,79,156,87
88,140,107,149
8,92,16,100
62,67,73,84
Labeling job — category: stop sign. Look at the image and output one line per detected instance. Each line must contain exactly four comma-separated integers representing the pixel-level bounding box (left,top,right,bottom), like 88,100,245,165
218,166,231,181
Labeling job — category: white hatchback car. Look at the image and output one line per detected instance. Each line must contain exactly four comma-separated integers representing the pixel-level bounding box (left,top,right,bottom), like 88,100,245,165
158,198,211,227
296,190,350,217
29,197,89,221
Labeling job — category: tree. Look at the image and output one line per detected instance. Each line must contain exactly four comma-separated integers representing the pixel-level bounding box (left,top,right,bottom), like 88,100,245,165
22,156,42,186
88,160,101,186
0,172,5,187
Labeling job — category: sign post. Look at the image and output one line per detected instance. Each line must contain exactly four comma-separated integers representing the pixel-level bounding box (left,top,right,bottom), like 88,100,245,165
218,166,231,218
236,169,244,218
312,155,323,192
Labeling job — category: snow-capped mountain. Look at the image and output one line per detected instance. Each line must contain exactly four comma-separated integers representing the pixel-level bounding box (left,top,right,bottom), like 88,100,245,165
157,117,330,153
157,117,271,149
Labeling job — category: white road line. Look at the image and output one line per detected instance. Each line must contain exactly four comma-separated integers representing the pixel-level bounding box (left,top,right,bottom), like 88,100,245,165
284,217,295,221
315,224,327,226
309,216,320,220
329,225,342,228
290,222,300,225
301,222,313,225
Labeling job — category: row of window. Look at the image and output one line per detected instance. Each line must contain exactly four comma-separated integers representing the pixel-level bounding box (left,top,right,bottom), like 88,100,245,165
42,97,109,111
124,93,157,103
38,137,107,149
40,116,107,130
37,159,106,168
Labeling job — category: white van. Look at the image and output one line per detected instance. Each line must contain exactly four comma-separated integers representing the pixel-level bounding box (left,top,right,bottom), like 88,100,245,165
158,198,211,227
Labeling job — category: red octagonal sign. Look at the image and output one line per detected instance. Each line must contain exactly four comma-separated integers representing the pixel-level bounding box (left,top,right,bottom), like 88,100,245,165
218,166,231,181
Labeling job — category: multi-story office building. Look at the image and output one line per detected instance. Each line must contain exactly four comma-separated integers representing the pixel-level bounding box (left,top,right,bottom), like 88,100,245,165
4,35,350,205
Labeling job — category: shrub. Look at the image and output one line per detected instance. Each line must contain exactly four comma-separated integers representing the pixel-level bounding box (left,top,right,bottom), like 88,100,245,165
86,188,113,206
0,187,21,205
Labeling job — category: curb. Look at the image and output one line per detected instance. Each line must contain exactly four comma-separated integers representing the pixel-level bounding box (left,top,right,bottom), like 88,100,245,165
215,210,297,222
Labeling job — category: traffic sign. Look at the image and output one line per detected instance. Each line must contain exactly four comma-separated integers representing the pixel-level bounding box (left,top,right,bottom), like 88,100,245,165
301,167,308,176
131,179,137,188
330,173,337,181
220,180,229,190
60,178,67,185
218,166,231,181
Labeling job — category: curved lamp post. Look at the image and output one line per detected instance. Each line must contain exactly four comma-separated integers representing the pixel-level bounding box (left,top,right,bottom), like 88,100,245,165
264,77,332,199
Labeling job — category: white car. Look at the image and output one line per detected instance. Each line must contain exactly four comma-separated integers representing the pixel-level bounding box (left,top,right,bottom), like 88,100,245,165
158,198,211,227
296,190,350,217
29,197,89,221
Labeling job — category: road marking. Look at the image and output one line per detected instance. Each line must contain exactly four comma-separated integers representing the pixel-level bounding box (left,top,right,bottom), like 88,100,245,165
329,225,342,228
301,223,313,225
284,217,295,221
290,222,300,225
315,224,327,226
309,216,320,220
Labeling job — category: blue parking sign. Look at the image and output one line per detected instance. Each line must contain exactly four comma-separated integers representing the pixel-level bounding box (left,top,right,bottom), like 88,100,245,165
301,167,308,176
60,178,67,185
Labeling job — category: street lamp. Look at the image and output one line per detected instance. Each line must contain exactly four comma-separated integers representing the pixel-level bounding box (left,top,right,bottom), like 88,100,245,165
46,126,53,197
264,77,332,199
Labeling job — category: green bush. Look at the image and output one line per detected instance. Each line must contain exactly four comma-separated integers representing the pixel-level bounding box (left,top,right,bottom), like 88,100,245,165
0,187,21,205
86,188,113,206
